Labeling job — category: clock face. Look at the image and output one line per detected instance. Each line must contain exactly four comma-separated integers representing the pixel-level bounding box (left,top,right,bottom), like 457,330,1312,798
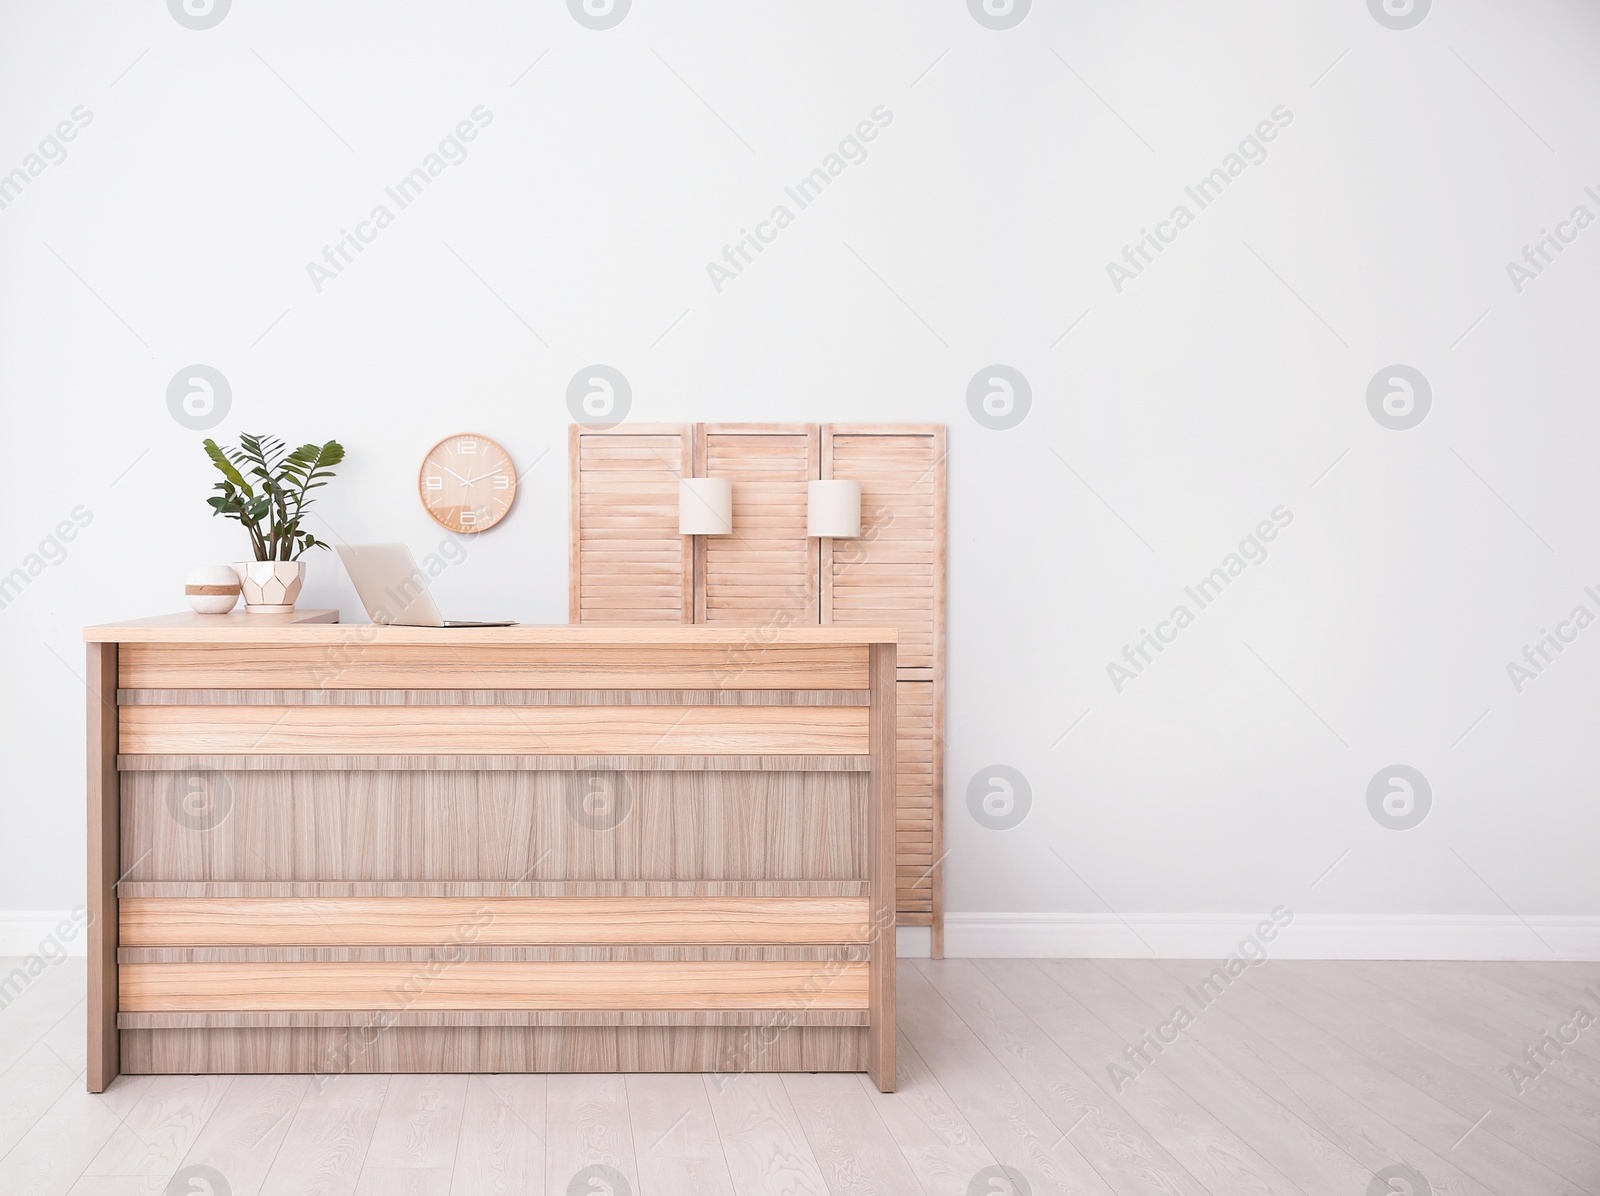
418,434,517,533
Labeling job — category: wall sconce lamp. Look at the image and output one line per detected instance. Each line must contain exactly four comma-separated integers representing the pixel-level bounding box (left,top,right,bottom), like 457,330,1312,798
807,480,861,538
679,478,733,536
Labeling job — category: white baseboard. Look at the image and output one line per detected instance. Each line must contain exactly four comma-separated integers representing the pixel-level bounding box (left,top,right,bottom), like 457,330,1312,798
0,910,88,958
911,914,1600,961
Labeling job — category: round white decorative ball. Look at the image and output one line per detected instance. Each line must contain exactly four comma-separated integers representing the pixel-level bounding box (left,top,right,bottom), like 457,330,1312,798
185,565,241,614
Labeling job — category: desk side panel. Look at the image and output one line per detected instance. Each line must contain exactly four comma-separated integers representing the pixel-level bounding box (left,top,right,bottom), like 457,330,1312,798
87,643,119,1092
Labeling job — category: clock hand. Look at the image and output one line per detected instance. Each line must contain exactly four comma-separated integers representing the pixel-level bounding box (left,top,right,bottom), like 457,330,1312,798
432,462,473,485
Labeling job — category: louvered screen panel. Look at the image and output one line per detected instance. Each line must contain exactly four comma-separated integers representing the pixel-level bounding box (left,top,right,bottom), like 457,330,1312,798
695,425,819,626
896,680,937,915
822,425,945,941
569,424,693,623
821,427,944,670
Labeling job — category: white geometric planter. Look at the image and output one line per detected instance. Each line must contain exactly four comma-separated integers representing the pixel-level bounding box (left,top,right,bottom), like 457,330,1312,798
233,560,305,614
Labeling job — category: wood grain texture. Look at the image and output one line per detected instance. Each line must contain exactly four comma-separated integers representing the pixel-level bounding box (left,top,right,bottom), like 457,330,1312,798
118,687,870,705
926,959,1278,1196
120,960,871,1012
256,1073,388,1196
785,1071,930,1195
367,1073,467,1169
626,1073,738,1196
120,1009,870,1028
451,1075,546,1196
1136,958,1586,1195
120,879,869,898
563,422,939,940
546,1073,640,1196
120,768,868,883
867,642,896,1093
119,702,869,756
174,1073,309,1195
897,967,1121,1196
119,752,870,772
822,425,946,948
90,617,893,647
895,680,935,916
570,423,694,624
705,1072,832,1196
820,426,944,670
82,1072,234,1178
855,1032,999,1192
119,643,871,691
119,946,870,965
21,960,1600,1193
1015,959,1381,1196
694,424,820,627
120,896,874,947
85,642,119,1094
84,608,340,640
121,1025,869,1076
91,622,891,1086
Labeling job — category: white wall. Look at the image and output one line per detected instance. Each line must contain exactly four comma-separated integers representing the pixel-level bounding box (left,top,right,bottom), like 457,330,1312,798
2,1,1597,959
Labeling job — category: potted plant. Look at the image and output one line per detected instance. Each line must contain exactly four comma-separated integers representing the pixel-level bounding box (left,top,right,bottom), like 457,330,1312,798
202,432,345,613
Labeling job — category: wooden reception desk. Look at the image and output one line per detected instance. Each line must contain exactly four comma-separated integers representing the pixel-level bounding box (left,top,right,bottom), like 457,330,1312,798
83,613,896,1091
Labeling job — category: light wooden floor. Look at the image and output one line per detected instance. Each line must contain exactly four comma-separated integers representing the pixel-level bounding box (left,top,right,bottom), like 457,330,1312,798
0,957,1596,1194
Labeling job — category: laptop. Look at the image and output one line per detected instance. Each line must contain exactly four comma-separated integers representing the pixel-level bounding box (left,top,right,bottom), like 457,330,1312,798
337,543,516,627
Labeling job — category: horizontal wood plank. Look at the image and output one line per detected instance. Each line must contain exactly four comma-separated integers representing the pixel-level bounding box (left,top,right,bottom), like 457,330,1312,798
119,1009,870,1028
121,897,873,947
119,643,870,690
121,1024,868,1075
119,704,869,755
121,960,870,1011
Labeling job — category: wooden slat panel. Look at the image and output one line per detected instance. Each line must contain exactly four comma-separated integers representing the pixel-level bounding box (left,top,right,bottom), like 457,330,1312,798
120,960,869,1011
118,643,870,691
120,769,869,883
118,704,868,755
696,425,818,627
121,1024,867,1075
571,425,693,623
120,897,872,947
896,680,937,915
820,426,945,945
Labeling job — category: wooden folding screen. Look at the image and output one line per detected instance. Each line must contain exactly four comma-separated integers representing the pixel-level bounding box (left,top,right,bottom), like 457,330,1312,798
569,422,946,954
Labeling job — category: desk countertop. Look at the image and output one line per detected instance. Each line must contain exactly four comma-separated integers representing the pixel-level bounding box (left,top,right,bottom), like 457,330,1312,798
84,610,898,647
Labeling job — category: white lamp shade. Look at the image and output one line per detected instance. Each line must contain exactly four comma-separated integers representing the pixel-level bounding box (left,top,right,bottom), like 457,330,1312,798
808,480,862,538
679,477,733,535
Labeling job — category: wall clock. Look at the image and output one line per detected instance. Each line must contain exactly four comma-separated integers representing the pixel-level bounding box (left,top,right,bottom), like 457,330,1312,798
418,433,517,533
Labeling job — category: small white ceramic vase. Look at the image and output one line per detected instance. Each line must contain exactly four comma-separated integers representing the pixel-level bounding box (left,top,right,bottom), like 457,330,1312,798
185,565,241,614
233,560,305,613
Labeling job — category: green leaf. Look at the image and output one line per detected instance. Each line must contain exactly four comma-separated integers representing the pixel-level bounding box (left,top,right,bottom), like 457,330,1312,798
203,439,251,493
